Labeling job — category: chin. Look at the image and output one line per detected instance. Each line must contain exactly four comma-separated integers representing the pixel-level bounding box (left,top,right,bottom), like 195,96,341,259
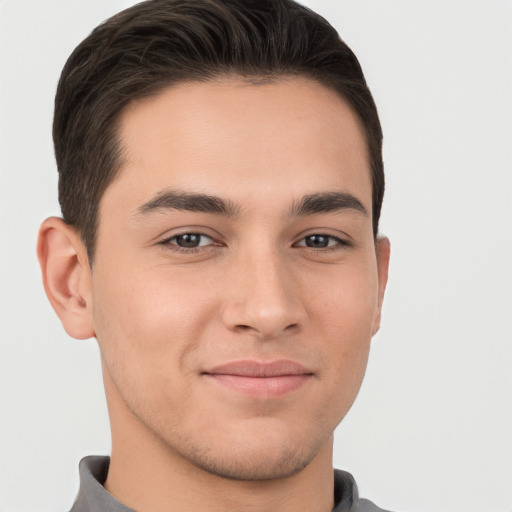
167,419,333,482
186,441,316,481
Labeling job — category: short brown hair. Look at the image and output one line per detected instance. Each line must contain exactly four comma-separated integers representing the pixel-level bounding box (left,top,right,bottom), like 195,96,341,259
54,0,384,261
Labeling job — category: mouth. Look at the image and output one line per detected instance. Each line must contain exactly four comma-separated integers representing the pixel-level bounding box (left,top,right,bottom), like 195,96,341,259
202,360,314,398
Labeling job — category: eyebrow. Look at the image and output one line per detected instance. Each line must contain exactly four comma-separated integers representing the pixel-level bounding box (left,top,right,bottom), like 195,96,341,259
136,189,240,217
136,189,367,218
289,192,368,217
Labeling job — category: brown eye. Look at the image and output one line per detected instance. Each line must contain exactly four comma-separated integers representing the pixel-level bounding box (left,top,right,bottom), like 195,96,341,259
295,234,348,249
169,233,213,248
304,235,330,248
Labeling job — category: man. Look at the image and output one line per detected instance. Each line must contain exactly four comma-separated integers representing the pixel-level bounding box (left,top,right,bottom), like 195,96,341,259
37,0,391,510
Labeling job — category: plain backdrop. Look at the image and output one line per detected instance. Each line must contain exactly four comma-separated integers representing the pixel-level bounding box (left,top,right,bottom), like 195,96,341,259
0,1,511,511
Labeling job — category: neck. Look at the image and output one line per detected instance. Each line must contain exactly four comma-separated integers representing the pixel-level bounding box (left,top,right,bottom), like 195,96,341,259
103,380,335,512
105,444,335,512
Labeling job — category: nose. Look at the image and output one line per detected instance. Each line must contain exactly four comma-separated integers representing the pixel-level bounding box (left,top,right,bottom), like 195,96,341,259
221,248,306,340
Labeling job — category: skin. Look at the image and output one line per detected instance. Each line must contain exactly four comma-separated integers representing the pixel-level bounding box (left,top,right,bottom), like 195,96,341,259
38,77,389,512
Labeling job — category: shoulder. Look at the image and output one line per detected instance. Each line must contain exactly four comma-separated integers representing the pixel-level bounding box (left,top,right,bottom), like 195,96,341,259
69,456,135,512
333,469,395,512
355,498,395,512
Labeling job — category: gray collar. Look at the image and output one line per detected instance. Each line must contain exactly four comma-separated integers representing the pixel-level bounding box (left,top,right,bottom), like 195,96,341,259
70,456,135,512
69,455,387,512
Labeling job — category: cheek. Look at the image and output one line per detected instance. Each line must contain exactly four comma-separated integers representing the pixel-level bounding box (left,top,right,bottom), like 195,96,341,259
90,263,219,388
308,257,379,335
306,260,378,387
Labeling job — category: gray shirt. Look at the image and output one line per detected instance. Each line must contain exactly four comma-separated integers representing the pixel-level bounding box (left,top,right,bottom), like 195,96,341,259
69,456,392,512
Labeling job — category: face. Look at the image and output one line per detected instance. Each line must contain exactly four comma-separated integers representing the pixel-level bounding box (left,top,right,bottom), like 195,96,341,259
88,78,388,480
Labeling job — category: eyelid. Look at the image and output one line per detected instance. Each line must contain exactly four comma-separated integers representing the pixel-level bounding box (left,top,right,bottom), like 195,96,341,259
156,228,224,255
294,234,350,248
166,233,213,246
155,225,221,243
293,227,352,245
155,227,352,252
160,232,215,246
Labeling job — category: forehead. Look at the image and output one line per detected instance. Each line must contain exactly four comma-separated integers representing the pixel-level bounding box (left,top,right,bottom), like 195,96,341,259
105,77,371,215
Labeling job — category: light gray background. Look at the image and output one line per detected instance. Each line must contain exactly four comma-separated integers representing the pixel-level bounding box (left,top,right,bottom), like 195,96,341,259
1,1,511,511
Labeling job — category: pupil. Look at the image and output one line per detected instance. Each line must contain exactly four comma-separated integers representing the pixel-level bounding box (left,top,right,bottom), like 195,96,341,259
306,235,328,248
177,234,200,248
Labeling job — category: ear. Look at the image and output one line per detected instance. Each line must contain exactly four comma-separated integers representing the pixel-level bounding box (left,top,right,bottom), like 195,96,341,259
37,217,95,340
372,236,390,336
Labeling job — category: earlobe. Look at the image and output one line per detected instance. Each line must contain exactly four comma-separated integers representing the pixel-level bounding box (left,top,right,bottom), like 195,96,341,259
372,236,391,336
37,217,95,340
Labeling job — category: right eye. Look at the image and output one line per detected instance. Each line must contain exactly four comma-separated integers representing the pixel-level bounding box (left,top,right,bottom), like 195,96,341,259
163,233,214,249
294,234,350,250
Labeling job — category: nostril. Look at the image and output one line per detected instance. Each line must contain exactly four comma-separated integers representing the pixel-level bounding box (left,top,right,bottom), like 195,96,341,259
222,298,306,339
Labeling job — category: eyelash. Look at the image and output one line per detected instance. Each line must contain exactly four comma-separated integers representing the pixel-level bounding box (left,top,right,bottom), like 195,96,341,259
159,233,217,253
294,234,351,251
159,232,351,253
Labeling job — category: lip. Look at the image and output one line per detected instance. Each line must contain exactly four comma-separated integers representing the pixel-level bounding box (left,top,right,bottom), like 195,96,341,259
202,360,314,398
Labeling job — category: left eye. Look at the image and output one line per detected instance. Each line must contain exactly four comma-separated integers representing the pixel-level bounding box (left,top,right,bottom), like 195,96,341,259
166,233,213,248
295,234,345,248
